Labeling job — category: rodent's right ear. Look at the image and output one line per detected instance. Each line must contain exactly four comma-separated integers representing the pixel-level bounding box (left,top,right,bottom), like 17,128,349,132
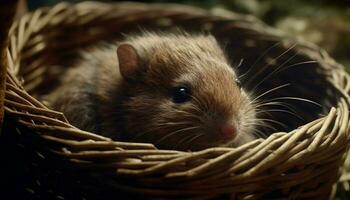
117,43,145,82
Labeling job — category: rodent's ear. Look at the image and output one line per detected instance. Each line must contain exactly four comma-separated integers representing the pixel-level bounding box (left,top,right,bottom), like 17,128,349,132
117,43,145,82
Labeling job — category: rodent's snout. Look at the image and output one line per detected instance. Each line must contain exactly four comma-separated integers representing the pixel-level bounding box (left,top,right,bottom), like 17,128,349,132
219,124,237,140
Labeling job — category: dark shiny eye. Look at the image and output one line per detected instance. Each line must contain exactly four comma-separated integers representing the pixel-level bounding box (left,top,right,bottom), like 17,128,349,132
235,78,242,89
172,86,191,103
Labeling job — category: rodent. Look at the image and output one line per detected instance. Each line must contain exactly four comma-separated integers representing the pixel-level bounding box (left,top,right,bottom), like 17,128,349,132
44,32,257,151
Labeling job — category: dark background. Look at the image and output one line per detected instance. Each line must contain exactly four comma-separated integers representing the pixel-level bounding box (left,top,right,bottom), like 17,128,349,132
26,0,350,71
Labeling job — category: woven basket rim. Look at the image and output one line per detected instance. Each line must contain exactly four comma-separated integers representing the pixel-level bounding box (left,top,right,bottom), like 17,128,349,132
3,1,350,198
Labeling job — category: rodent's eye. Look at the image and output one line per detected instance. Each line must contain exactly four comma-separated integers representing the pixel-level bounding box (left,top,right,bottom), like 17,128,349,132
235,78,242,89
172,86,191,103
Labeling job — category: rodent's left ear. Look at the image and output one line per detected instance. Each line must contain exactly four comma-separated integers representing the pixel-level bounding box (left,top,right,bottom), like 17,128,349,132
117,43,145,82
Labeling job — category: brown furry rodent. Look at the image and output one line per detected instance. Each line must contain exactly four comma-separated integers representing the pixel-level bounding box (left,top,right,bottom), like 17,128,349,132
45,32,257,151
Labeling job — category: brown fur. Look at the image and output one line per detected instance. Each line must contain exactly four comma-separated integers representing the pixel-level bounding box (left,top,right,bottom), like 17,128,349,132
45,32,257,151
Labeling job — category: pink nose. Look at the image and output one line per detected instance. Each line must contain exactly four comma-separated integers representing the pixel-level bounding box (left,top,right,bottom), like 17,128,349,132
220,124,237,139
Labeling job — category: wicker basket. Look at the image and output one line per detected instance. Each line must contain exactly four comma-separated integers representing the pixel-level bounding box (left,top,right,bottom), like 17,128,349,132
1,1,350,199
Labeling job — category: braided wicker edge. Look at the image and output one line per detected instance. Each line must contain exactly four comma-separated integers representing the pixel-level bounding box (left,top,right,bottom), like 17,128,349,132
3,1,350,198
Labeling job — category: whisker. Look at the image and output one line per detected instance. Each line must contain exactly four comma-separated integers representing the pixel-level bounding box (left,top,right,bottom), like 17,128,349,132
132,121,191,140
243,121,266,126
184,133,205,150
275,60,317,74
258,118,289,130
154,121,197,126
256,101,296,110
172,109,204,121
175,132,203,150
178,95,206,115
252,83,290,102
156,126,201,145
239,41,282,80
191,95,208,111
252,128,270,138
258,122,279,132
255,108,305,121
237,58,244,69
266,97,321,108
132,126,165,140
245,42,297,86
243,119,278,133
255,101,302,122
251,52,298,91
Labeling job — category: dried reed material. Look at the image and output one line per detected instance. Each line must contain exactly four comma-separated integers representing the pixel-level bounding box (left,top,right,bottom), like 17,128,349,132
1,2,350,199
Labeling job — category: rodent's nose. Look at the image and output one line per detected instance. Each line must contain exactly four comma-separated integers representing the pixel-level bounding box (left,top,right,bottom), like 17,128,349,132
220,124,237,140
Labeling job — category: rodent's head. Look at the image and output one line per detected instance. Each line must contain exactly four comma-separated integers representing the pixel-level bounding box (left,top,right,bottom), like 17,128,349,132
116,33,256,151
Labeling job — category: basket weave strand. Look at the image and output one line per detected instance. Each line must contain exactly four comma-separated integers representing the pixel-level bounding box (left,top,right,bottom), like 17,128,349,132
1,2,350,199
0,0,18,130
